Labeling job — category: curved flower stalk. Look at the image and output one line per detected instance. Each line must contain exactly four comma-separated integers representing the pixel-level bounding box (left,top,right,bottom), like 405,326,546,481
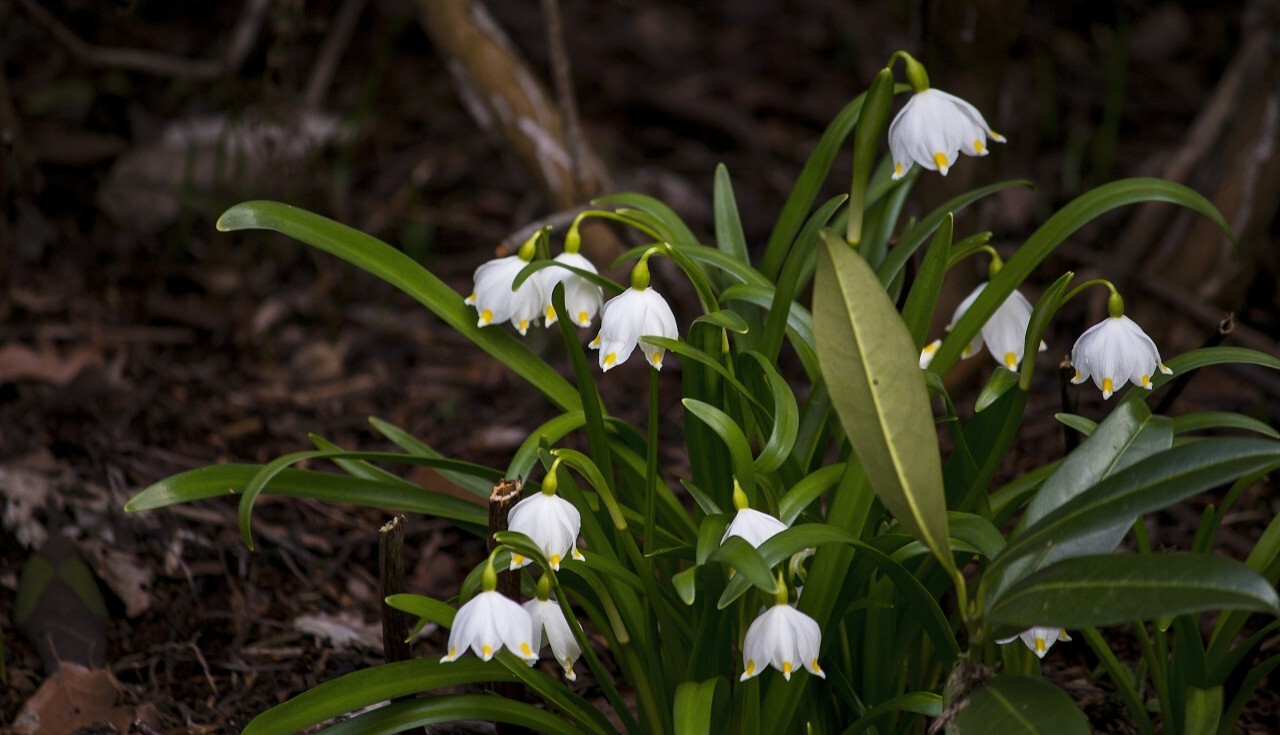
441,557,537,664
997,626,1072,659
722,479,787,548
523,576,582,680
920,282,1046,371
507,464,584,571
741,579,824,682
888,51,1004,180
589,247,678,371
1070,290,1171,399
466,233,546,336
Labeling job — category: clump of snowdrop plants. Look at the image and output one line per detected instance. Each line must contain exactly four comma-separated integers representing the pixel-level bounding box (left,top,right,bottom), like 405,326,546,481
130,48,1280,735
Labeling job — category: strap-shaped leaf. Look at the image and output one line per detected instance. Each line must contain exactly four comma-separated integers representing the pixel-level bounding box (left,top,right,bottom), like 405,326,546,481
813,229,953,573
713,164,749,265
987,553,1280,631
683,398,757,499
216,201,580,411
673,677,729,735
952,675,1090,735
316,694,588,735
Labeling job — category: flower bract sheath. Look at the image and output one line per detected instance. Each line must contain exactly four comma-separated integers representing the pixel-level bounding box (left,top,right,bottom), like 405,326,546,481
740,603,824,682
889,89,1005,180
507,492,584,571
997,626,1071,659
440,590,537,663
537,252,604,328
588,286,678,371
722,507,788,549
1070,315,1172,399
523,597,582,680
466,255,545,335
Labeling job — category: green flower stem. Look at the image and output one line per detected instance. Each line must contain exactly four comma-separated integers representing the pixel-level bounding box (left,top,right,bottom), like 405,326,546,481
889,50,930,92
1134,620,1172,728
571,209,664,242
644,367,660,553
1061,278,1119,307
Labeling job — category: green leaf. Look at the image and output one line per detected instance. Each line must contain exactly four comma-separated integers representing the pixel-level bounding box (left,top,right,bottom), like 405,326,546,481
1016,271,1074,390
986,438,1280,605
713,164,749,266
385,593,456,627
367,417,493,497
125,463,490,530
952,675,1090,735
846,68,895,247
709,537,778,601
693,310,750,334
240,659,520,735
761,194,846,362
877,179,1033,287
987,553,1280,631
929,179,1231,374
317,695,588,735
683,398,757,499
841,691,942,735
673,677,729,735
672,566,698,605
813,229,953,572
742,351,799,473
594,192,699,246
1054,413,1097,437
900,212,953,349
779,463,845,525
975,368,1022,413
215,201,580,412
1171,411,1280,439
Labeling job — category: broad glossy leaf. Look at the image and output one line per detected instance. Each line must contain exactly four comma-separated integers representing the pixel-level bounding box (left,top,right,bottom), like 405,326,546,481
929,179,1231,374
986,438,1280,606
952,675,1089,735
987,553,1280,631
216,201,580,411
814,230,953,572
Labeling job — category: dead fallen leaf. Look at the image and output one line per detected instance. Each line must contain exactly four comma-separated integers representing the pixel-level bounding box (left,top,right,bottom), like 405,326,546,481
293,610,383,651
11,663,140,735
78,538,155,618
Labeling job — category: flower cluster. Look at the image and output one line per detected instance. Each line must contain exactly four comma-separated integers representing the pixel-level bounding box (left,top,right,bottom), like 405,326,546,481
467,232,679,372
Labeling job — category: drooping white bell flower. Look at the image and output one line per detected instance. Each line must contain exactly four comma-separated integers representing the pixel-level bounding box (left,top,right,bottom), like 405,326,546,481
997,626,1072,659
441,589,538,664
507,483,584,572
589,287,678,371
948,282,1046,370
538,251,604,329
523,594,582,681
466,253,546,336
740,601,824,682
722,479,788,548
1070,314,1171,400
889,88,1005,180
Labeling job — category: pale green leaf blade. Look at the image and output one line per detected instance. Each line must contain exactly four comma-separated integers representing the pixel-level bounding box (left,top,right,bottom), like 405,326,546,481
813,229,952,571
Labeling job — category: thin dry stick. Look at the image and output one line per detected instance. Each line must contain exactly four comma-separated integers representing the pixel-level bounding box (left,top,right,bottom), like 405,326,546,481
378,515,412,666
1059,357,1080,454
1154,314,1235,415
540,0,591,200
14,0,271,80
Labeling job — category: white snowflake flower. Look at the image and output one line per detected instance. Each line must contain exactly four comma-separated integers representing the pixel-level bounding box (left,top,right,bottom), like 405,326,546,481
523,597,582,681
740,603,824,682
722,508,788,549
588,286,678,371
949,282,1046,370
1070,315,1172,399
507,491,584,571
466,255,545,336
997,626,1072,659
440,590,537,664
889,88,1005,180
538,252,604,328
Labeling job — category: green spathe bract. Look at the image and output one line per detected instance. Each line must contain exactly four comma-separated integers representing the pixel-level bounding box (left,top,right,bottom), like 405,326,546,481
124,51,1280,735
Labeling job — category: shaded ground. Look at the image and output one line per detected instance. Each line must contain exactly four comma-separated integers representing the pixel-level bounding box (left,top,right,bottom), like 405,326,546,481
2,1,1278,732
